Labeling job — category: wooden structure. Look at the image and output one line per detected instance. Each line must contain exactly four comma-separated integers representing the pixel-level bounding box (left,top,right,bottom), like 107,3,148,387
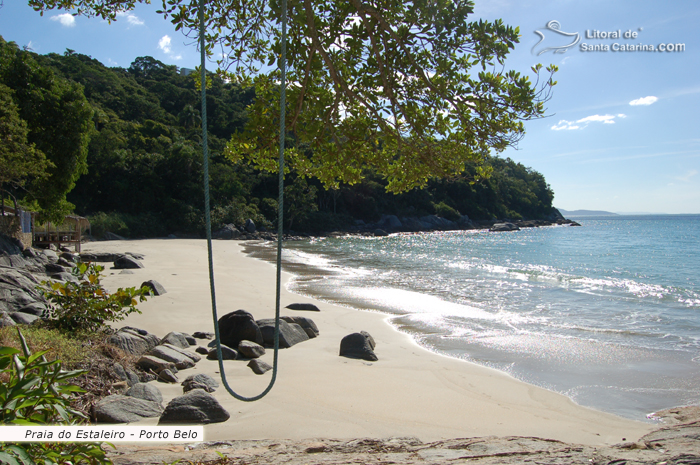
33,215,90,252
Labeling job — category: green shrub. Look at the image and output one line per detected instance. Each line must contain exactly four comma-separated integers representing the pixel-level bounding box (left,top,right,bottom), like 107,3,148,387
432,201,461,222
86,212,129,239
41,263,149,333
0,328,112,465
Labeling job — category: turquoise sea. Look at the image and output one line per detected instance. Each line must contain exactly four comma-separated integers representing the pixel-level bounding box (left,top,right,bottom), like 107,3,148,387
245,215,700,421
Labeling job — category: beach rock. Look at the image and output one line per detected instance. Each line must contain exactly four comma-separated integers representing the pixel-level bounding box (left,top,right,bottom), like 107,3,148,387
248,359,272,375
125,383,163,404
93,395,164,423
158,369,179,383
281,316,319,338
141,279,167,296
108,328,160,355
110,363,139,386
206,345,237,360
161,343,201,362
238,340,266,359
185,335,196,345
218,310,264,348
10,312,39,325
159,390,230,424
339,331,378,361
44,262,66,273
160,331,190,349
0,313,16,327
256,319,309,348
195,346,209,355
374,229,389,237
193,331,215,339
18,302,47,317
114,255,144,269
244,219,256,233
182,374,219,393
378,214,402,230
135,355,176,373
490,222,520,232
147,345,198,369
285,303,320,312
80,252,122,262
50,272,78,282
213,224,241,240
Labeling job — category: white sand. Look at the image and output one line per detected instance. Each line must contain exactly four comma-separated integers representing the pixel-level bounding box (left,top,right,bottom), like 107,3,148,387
84,239,652,445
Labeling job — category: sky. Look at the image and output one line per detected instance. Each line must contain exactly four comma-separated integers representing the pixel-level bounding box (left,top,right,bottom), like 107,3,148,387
0,0,699,214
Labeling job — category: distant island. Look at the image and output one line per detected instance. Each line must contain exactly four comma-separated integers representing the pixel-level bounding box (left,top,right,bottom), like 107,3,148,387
557,209,619,217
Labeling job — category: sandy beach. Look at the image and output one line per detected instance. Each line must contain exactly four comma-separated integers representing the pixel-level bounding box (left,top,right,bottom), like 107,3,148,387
83,238,653,446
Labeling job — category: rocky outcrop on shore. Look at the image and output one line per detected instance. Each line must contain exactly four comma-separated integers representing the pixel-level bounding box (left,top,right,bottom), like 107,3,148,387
210,208,580,241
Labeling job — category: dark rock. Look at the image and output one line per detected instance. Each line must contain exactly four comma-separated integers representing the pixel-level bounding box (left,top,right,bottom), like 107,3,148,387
141,279,167,296
244,219,256,233
374,229,389,237
158,369,179,383
378,214,402,230
238,340,266,359
18,302,47,317
136,355,176,373
0,313,16,327
125,383,163,404
218,310,264,348
108,328,160,355
248,359,272,375
147,345,198,369
213,224,241,240
339,332,378,361
195,346,209,355
193,331,215,339
10,312,39,325
50,272,77,282
114,255,144,269
93,395,164,423
182,374,219,393
56,257,74,268
160,331,189,349
45,263,66,273
256,319,309,348
159,389,230,424
285,303,320,312
80,252,121,262
185,335,196,345
206,345,237,360
139,372,157,383
490,222,520,232
281,316,319,338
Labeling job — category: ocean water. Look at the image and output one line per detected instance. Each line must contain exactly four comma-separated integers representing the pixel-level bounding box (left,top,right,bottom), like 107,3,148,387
244,215,700,421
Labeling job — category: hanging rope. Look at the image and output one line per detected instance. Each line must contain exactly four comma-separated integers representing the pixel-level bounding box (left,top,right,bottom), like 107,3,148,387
200,0,288,401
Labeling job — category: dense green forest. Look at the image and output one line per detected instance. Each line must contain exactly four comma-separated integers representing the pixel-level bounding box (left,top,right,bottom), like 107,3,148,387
0,36,556,237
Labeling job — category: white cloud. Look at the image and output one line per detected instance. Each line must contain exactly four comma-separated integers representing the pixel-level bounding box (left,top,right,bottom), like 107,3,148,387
551,120,580,131
576,114,617,124
117,12,144,26
158,35,172,54
50,13,75,27
629,96,658,106
551,113,626,131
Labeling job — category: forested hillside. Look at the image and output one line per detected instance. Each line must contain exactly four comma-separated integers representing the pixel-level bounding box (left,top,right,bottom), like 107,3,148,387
1,36,557,237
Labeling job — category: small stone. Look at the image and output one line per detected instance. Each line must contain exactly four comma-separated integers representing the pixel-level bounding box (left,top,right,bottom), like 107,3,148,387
248,359,272,375
158,369,179,383
238,340,266,359
195,346,209,355
141,279,167,296
285,303,321,312
207,345,237,360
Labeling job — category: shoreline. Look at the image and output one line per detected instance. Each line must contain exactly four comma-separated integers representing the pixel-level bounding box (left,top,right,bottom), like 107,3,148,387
84,238,652,446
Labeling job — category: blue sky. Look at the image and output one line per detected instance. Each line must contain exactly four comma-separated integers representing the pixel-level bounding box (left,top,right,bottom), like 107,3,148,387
1,0,699,214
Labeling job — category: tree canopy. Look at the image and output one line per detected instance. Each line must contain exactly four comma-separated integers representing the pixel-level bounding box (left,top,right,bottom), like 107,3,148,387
28,0,557,192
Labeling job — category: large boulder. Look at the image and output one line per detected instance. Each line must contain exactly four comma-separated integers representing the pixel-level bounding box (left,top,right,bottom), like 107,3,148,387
147,345,199,369
107,328,160,356
0,267,46,314
213,224,241,240
93,395,164,423
181,374,219,393
125,383,163,404
141,280,167,296
237,340,266,359
285,303,320,312
158,390,230,424
378,215,402,230
218,310,263,348
339,331,378,361
490,222,520,232
281,316,319,338
160,331,190,349
256,319,309,349
135,355,176,373
244,219,256,233
113,255,144,269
